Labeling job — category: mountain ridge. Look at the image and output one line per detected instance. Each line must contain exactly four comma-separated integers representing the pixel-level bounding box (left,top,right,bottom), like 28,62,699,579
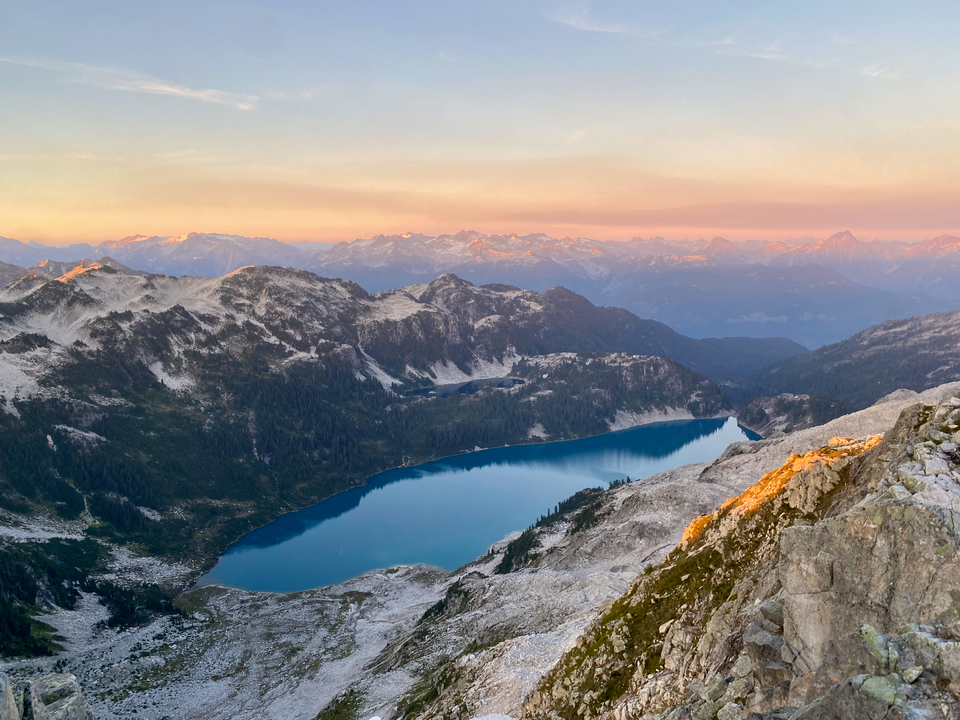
737,307,960,410
2,229,958,347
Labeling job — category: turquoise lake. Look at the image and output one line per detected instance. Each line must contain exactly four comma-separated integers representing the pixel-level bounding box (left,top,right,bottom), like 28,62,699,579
201,417,758,593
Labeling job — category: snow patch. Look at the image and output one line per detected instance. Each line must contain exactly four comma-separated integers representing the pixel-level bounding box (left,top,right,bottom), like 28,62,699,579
473,315,502,330
401,282,429,300
366,290,431,321
137,506,162,522
0,349,50,402
607,407,699,431
148,361,196,391
53,424,107,445
527,423,548,439
430,360,474,385
430,353,521,385
362,356,402,389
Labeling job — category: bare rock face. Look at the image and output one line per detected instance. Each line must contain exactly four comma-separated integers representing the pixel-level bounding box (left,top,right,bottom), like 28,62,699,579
522,391,960,720
0,672,92,720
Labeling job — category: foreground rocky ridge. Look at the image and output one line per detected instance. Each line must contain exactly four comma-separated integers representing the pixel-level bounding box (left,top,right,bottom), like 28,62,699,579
524,389,960,719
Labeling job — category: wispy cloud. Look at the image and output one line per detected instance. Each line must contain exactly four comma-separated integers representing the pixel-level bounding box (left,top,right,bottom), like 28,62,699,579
698,31,903,81
700,32,739,48
553,9,662,39
715,40,789,61
263,84,340,102
555,9,626,34
0,55,258,110
860,63,902,80
567,129,588,144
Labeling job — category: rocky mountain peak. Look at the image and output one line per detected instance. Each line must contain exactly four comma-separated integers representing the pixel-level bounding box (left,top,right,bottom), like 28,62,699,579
25,256,144,280
907,234,960,258
105,233,158,249
819,229,875,256
696,236,746,263
451,229,478,242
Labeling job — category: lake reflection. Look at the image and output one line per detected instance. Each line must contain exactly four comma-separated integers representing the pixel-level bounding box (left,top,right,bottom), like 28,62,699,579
201,417,758,592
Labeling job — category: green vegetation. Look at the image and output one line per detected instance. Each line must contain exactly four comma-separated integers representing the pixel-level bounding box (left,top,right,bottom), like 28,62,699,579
537,499,797,718
0,538,182,656
494,529,539,574
570,499,607,534
738,394,850,433
80,579,181,629
0,275,733,659
418,579,470,624
314,689,365,720
397,662,461,720
0,538,101,656
495,485,613,575
534,487,605,528
0,349,725,566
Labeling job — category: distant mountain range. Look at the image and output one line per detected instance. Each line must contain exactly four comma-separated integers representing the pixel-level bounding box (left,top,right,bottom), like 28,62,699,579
1,229,958,347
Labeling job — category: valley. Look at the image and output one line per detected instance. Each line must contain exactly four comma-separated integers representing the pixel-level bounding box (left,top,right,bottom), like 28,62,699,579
0,264,742,664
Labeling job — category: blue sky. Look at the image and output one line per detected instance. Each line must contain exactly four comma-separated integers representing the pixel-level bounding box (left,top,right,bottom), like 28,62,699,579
2,1,959,242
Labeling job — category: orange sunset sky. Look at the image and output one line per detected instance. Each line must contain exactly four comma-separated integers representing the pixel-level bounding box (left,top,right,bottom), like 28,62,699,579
2,2,959,244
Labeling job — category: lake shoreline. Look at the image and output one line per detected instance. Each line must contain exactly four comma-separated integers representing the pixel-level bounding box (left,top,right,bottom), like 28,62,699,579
200,416,756,593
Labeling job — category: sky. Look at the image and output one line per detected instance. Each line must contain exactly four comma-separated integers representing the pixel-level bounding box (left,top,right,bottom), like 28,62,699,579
1,1,960,244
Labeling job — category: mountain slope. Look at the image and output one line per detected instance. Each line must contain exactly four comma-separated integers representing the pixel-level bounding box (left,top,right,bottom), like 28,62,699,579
0,237,97,266
407,274,806,376
0,233,304,279
0,267,734,588
742,308,960,409
8,383,945,720
0,260,27,288
94,232,305,276
24,256,145,279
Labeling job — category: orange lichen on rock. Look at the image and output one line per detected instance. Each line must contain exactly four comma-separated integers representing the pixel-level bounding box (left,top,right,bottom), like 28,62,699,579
682,514,714,547
681,434,883,547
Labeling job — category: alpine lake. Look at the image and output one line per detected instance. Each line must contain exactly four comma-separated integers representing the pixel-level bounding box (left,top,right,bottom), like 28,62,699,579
200,417,759,592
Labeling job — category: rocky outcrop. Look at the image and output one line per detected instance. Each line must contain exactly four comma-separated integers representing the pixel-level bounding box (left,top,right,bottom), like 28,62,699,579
374,389,947,720
523,390,960,719
0,672,92,720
